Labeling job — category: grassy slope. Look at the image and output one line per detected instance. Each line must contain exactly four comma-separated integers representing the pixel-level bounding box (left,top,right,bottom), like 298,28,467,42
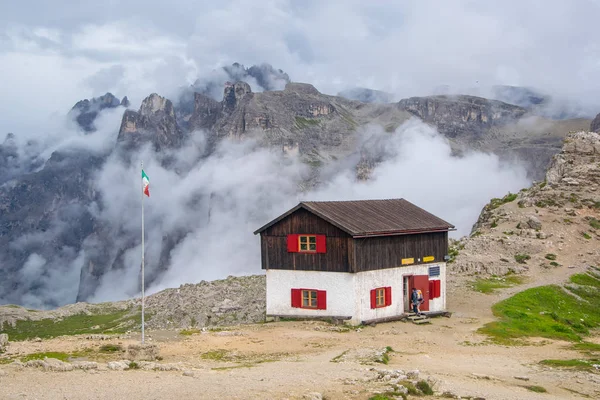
479,271,600,343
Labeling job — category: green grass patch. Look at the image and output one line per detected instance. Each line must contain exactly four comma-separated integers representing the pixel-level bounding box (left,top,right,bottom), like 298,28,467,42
375,346,394,365
472,274,525,294
525,385,547,393
21,352,70,362
416,380,434,395
572,342,600,353
569,273,600,288
200,349,229,361
515,254,531,264
478,284,600,343
589,218,600,230
294,116,321,129
0,357,15,364
0,309,142,341
540,358,599,371
487,193,518,210
582,232,592,239
180,328,202,336
549,261,561,267
545,253,557,261
99,344,123,353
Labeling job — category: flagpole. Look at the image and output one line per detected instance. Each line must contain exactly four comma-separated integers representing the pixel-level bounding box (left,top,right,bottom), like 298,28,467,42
141,160,145,345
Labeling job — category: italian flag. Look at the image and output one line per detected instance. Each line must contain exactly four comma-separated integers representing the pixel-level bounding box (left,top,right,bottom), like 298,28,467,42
142,169,150,197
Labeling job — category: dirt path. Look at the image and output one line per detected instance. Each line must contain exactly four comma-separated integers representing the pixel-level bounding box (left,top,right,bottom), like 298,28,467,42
2,266,598,400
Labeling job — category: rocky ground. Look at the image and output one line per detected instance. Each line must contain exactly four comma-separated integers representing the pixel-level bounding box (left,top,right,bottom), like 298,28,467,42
0,261,598,400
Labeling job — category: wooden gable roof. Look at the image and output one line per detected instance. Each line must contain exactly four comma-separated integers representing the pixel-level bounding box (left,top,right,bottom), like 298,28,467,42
253,198,455,238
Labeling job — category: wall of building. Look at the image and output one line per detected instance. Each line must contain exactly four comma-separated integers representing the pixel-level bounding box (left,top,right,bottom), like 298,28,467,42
266,262,447,324
265,269,355,318
353,231,448,272
260,208,352,272
354,262,446,322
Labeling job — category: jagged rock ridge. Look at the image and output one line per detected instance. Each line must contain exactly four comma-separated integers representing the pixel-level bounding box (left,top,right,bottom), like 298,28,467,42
70,93,129,132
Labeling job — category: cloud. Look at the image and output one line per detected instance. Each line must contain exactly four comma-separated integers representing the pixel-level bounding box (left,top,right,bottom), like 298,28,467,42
83,118,528,303
2,0,600,136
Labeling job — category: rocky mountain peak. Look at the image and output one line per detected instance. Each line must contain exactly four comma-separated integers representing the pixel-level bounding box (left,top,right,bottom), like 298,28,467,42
118,93,183,150
284,82,321,96
139,93,175,118
591,112,600,133
222,82,252,112
120,96,130,108
70,92,128,132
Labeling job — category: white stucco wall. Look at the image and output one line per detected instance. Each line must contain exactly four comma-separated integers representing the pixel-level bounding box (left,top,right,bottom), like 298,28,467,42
354,262,446,323
265,270,355,317
266,263,446,324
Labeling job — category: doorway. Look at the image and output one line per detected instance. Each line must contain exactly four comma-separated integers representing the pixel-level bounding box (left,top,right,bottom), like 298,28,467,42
404,275,430,312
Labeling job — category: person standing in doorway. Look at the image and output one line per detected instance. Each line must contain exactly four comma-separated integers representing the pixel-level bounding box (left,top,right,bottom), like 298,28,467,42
411,287,420,315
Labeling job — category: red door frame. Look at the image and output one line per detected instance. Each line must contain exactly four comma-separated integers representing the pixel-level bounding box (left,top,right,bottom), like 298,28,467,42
408,275,430,312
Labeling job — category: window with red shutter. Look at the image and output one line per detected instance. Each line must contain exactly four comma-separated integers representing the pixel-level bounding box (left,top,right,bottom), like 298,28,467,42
428,280,441,299
316,290,327,310
291,289,302,307
316,235,326,253
385,286,392,306
287,234,299,252
291,288,326,309
370,289,377,309
371,287,389,308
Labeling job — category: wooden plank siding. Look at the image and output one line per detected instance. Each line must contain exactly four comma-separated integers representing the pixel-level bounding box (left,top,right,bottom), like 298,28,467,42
353,231,448,272
260,208,352,272
259,208,448,273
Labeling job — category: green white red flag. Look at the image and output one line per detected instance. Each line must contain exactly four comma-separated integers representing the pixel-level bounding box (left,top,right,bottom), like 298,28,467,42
142,169,150,197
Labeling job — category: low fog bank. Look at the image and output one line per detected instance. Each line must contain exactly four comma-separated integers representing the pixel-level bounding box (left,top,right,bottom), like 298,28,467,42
89,118,530,302
1,111,531,307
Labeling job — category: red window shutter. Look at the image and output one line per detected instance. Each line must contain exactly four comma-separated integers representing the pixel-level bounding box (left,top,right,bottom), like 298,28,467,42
316,235,326,253
429,281,434,299
435,280,441,298
370,289,377,309
287,234,299,252
385,286,392,306
317,290,327,310
291,289,301,308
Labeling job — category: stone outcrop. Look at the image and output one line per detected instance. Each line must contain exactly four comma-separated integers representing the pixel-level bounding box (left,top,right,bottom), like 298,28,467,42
398,95,527,138
451,130,600,276
117,93,184,150
591,112,600,133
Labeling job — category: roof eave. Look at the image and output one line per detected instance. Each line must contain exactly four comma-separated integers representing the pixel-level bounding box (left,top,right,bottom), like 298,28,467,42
351,227,456,238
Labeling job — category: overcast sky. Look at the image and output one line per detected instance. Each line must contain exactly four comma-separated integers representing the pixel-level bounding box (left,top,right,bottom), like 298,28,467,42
1,0,600,135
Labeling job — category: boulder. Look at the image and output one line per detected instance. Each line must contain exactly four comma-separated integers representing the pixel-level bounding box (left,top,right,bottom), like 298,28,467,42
127,343,160,361
527,216,542,230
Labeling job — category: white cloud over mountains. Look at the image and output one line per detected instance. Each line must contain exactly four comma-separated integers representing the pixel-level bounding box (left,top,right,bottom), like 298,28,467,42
2,0,600,135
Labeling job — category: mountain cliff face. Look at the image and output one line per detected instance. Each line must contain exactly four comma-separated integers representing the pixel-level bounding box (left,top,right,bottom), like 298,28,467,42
398,95,527,138
0,62,594,308
591,112,600,133
118,93,183,150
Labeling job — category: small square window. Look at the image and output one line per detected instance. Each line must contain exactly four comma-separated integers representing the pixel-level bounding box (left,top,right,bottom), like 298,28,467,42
302,290,318,308
375,288,385,307
299,235,317,252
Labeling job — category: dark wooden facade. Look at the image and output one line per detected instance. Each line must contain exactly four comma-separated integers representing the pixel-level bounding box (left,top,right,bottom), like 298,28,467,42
258,208,449,273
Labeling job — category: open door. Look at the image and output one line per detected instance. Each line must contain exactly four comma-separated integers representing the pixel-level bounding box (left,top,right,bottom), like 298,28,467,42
409,275,430,312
